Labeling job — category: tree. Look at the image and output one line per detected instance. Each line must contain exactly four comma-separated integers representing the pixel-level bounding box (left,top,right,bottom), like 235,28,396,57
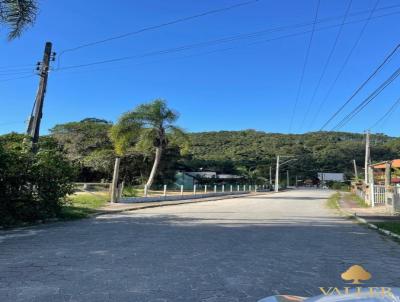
50,118,114,181
237,166,265,184
51,118,113,162
110,99,188,188
0,0,37,40
0,133,76,226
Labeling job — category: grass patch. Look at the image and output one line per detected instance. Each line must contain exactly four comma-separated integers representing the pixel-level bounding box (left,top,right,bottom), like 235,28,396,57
60,192,109,220
375,222,400,235
344,193,368,208
123,186,141,197
326,192,341,209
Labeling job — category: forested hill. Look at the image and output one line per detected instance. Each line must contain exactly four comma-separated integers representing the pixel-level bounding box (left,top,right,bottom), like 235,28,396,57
188,130,400,178
18,117,399,183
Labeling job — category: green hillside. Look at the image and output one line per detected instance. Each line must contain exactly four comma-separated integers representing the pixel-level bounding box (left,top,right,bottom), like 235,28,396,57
19,118,399,184
188,130,400,179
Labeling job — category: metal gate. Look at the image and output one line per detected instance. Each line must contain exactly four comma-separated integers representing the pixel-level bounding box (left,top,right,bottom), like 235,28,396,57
373,185,386,205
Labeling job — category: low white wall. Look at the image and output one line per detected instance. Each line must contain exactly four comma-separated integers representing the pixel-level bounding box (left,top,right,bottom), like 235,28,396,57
119,191,250,203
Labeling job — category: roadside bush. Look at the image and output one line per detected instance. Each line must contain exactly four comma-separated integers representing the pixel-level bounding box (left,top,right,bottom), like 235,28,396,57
0,135,76,226
327,181,350,191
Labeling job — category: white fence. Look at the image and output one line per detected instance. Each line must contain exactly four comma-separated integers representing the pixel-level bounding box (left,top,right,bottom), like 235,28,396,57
373,185,386,206
355,184,400,212
369,185,400,211
118,184,265,203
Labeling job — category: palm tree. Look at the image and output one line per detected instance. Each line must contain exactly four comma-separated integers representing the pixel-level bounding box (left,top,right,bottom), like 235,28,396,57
110,99,188,188
237,166,266,184
0,0,37,40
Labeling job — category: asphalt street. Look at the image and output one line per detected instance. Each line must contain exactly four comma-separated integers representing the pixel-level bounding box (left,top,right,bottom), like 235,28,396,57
1,189,399,302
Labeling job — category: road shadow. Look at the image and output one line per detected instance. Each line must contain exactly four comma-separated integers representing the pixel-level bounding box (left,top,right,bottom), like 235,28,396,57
249,196,325,200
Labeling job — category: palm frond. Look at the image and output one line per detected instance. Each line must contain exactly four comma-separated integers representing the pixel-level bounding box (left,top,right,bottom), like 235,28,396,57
0,0,37,40
111,99,185,158
109,112,142,155
166,125,190,155
134,99,178,127
135,128,158,154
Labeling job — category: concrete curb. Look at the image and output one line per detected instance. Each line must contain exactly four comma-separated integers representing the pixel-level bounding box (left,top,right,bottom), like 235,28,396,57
335,196,400,241
93,192,256,217
1,191,279,231
0,193,257,231
119,191,249,203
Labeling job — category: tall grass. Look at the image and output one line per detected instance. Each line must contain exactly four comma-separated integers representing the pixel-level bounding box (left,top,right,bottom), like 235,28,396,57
326,192,341,209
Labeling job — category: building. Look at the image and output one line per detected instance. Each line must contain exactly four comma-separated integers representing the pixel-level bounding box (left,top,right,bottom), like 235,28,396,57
175,171,243,189
317,172,345,182
370,159,400,185
217,174,242,180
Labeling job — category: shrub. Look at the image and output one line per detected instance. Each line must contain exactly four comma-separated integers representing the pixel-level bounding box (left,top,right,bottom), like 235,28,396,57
327,181,350,191
0,135,76,226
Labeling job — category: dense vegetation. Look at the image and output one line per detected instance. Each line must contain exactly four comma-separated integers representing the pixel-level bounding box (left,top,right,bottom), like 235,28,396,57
109,100,189,188
0,133,75,226
50,117,185,186
49,118,400,185
189,130,400,180
2,117,399,226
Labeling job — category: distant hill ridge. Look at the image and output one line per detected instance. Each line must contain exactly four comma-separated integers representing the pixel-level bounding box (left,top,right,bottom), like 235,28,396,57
187,130,399,176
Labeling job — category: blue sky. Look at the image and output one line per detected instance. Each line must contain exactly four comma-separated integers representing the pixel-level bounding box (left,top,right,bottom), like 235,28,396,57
1,0,400,136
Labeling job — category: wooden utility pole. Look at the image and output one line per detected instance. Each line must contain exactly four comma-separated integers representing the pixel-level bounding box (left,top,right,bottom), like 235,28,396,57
364,130,371,184
274,156,280,192
274,155,296,192
385,161,391,188
110,157,121,203
269,165,272,186
27,42,54,149
286,170,289,187
368,165,375,207
353,159,359,181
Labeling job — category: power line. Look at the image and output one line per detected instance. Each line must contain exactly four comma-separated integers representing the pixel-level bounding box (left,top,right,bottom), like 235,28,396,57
0,65,36,71
57,0,261,60
0,67,35,73
58,1,399,56
53,9,400,74
334,68,400,130
4,10,396,84
311,0,380,129
0,70,35,76
55,2,400,70
288,0,321,133
0,1,398,75
319,42,400,130
370,96,400,129
51,11,400,83
332,66,400,130
300,0,353,131
0,74,35,83
2,5,393,86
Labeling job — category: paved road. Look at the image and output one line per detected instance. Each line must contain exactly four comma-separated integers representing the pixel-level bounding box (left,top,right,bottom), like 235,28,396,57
1,190,399,302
